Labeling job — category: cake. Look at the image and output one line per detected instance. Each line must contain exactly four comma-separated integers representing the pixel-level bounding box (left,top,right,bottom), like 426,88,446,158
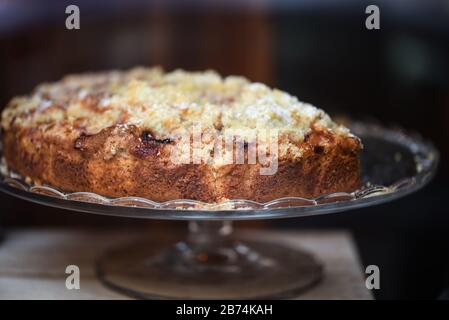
1,67,361,203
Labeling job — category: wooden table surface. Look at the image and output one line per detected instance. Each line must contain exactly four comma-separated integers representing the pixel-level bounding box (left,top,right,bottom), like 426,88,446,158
0,228,372,300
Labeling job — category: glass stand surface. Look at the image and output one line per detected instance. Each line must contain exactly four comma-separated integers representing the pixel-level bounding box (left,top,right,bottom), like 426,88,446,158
0,122,439,299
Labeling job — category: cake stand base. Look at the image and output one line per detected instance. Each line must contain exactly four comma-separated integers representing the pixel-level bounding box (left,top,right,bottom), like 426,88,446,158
96,221,323,299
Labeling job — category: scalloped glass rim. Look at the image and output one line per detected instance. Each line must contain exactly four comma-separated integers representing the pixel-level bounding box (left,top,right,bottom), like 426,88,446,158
0,121,439,220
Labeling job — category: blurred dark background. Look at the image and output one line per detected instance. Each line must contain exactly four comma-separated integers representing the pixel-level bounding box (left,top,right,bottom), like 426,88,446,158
0,0,448,299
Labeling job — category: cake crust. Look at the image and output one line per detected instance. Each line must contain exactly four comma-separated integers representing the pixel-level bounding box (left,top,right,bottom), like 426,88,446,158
1,67,361,203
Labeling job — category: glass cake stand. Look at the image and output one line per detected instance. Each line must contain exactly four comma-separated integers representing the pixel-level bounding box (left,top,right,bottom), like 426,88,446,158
0,122,439,299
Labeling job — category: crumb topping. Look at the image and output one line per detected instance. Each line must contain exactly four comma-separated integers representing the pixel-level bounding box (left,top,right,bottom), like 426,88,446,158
1,67,352,147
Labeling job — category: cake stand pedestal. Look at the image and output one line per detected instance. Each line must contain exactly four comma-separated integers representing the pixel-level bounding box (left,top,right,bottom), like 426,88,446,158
97,221,322,299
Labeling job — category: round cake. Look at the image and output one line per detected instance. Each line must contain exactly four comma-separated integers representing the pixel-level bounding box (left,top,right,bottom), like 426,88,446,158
1,67,361,203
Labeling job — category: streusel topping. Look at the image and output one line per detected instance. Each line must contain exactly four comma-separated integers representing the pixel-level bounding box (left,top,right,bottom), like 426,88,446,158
1,67,350,142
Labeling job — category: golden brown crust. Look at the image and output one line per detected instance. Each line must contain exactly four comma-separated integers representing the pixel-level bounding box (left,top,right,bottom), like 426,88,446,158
2,124,361,202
